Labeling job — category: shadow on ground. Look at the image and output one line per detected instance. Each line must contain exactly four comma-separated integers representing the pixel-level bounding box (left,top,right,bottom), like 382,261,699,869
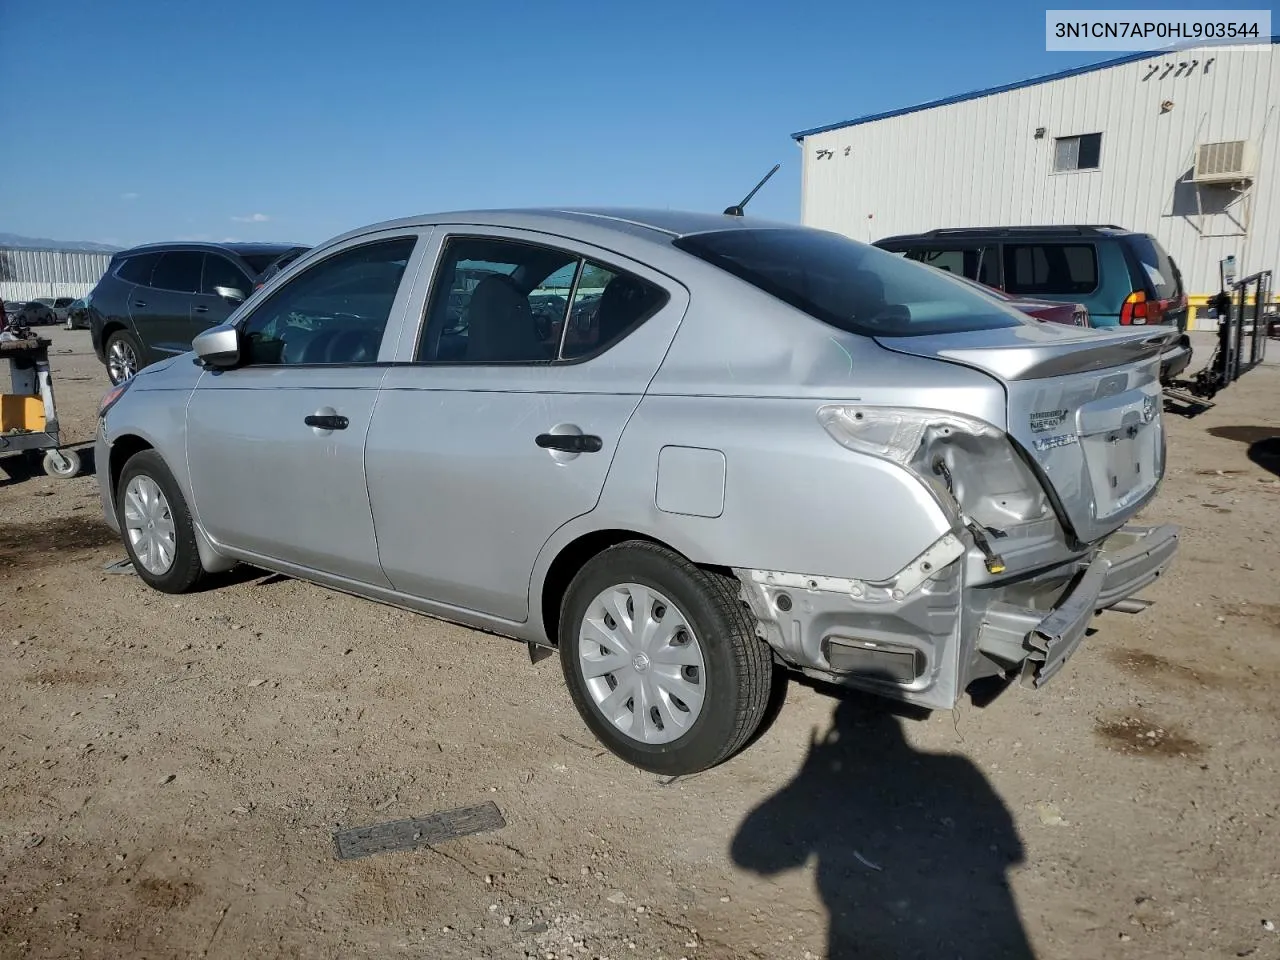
1206,425,1280,478
731,688,1033,959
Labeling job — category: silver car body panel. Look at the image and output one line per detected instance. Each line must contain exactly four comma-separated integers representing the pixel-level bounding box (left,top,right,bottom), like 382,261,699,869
95,208,1179,710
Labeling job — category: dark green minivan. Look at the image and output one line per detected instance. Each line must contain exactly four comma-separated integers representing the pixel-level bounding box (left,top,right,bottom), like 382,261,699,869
874,225,1191,382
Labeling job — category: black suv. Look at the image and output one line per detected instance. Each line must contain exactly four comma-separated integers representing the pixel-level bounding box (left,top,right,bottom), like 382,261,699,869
88,241,307,383
873,225,1192,382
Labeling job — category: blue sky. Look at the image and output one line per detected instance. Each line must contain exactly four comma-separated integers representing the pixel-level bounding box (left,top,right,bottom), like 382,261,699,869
1,0,1151,248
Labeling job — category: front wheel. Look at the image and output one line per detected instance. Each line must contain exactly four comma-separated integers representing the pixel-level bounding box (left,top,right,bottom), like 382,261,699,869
559,541,774,775
116,450,206,593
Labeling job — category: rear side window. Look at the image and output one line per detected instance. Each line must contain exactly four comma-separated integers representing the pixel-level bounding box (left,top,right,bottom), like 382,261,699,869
1128,235,1180,300
1002,243,1098,296
417,236,667,363
116,253,161,285
150,252,203,293
674,228,1023,338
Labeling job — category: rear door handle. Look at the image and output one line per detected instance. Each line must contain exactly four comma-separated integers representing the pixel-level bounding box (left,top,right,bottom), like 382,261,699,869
305,414,349,431
133,301,147,308
535,433,602,453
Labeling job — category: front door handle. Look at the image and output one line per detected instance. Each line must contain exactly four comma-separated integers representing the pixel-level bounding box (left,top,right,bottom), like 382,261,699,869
305,414,349,431
536,433,602,453
193,305,209,314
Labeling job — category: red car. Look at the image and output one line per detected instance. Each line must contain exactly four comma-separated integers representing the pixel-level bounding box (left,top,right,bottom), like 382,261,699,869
951,273,1091,327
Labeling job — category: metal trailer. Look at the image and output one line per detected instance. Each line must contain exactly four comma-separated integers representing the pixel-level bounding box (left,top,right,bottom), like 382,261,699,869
0,333,83,478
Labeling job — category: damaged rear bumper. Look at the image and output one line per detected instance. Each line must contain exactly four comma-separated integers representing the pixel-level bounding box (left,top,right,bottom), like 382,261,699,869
736,522,1179,709
981,523,1179,688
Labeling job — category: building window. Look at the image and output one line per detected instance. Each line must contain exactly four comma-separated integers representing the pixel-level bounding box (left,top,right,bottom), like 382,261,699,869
1053,132,1102,172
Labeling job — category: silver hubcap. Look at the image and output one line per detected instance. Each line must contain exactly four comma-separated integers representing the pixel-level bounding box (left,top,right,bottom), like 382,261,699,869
578,584,707,745
123,475,176,575
108,340,137,383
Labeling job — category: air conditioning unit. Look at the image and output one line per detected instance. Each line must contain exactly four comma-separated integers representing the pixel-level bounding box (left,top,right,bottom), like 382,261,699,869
1193,140,1257,184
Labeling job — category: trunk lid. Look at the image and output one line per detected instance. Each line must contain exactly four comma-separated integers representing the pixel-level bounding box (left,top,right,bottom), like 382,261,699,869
876,322,1177,545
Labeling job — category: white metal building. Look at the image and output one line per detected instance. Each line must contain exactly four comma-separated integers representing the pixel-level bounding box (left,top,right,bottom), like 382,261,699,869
794,40,1280,327
0,246,114,303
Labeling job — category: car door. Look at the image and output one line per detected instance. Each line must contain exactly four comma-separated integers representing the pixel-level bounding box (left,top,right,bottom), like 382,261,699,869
185,231,427,585
192,253,253,332
141,251,204,356
365,228,688,622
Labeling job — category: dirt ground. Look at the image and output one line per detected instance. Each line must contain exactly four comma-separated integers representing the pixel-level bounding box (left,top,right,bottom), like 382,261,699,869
2,328,1279,960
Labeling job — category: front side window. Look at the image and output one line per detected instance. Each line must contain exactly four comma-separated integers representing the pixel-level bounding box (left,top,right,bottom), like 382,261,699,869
1002,243,1098,296
417,237,667,363
150,252,203,293
239,237,416,365
202,254,252,297
675,228,1025,338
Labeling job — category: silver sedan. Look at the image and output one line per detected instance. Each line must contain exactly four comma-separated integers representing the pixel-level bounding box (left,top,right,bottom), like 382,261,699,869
95,208,1179,773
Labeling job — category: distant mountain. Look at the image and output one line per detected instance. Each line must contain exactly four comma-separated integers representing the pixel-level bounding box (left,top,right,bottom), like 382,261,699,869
0,232,121,253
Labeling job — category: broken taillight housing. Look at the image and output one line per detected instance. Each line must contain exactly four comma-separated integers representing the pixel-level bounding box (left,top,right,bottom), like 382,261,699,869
817,404,1050,535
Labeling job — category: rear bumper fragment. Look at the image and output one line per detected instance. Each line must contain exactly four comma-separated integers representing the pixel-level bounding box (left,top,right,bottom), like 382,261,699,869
979,523,1179,689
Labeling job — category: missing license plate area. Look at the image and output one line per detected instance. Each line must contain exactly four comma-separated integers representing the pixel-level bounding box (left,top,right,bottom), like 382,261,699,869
1086,425,1156,519
333,801,505,860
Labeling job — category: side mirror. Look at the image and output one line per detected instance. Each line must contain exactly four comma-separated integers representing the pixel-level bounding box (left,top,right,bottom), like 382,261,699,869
214,285,247,304
193,323,241,368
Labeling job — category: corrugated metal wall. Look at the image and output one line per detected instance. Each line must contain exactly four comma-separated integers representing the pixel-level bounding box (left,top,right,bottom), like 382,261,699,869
0,247,113,302
799,43,1280,308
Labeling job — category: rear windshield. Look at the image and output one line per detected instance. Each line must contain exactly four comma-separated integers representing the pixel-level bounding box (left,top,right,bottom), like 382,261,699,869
673,227,1025,337
1128,235,1180,300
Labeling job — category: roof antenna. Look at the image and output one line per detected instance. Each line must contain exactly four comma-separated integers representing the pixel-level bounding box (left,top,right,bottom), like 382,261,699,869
723,163,780,217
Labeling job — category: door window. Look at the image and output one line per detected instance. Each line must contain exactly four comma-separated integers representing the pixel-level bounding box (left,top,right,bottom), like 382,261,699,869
150,252,203,293
239,236,417,365
201,254,252,297
417,237,667,363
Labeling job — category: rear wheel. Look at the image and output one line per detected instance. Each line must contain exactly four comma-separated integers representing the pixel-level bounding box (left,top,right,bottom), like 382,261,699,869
559,541,773,775
116,450,206,593
105,330,142,385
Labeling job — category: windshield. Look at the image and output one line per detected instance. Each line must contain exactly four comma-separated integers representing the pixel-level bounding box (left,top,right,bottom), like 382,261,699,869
673,227,1026,337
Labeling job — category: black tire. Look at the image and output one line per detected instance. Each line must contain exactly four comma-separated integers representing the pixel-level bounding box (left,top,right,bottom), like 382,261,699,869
116,449,206,594
558,541,773,775
105,329,143,385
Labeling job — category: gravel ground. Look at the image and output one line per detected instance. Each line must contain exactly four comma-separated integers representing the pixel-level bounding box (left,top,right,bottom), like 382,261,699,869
2,328,1279,960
